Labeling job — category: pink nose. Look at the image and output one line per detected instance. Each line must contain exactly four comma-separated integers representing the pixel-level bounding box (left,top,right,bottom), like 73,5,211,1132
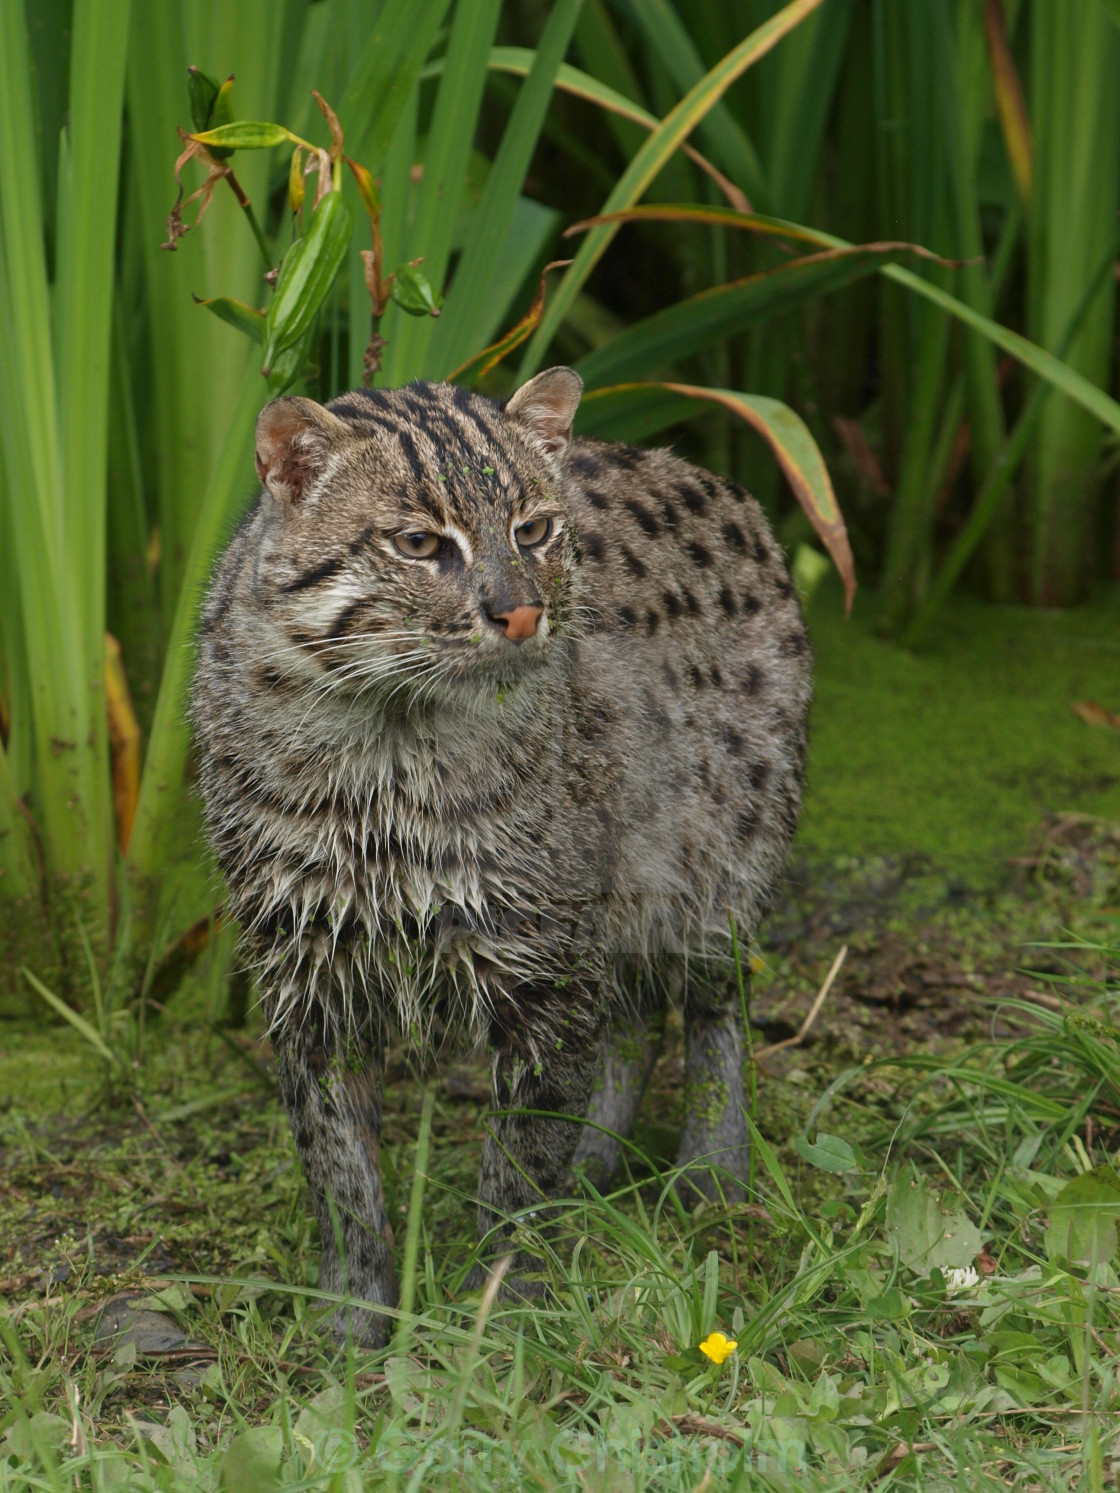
493,605,543,640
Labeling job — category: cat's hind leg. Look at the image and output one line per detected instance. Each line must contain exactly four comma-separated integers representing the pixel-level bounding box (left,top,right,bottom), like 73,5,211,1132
570,971,667,1189
676,964,750,1204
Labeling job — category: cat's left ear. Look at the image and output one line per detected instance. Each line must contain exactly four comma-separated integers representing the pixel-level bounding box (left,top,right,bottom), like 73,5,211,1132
505,368,583,459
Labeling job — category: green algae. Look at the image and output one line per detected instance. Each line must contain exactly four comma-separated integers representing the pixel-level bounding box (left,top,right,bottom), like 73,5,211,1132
800,581,1120,878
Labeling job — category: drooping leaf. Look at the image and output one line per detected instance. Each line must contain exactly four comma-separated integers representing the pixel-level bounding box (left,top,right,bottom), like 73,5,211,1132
582,381,855,614
449,260,571,383
569,203,1120,441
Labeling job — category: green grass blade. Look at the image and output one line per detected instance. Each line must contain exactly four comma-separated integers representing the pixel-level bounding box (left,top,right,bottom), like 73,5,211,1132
54,0,133,888
520,0,830,375
424,47,750,206
618,0,765,203
427,0,584,377
382,0,504,383
126,372,265,918
21,965,122,1069
339,0,453,168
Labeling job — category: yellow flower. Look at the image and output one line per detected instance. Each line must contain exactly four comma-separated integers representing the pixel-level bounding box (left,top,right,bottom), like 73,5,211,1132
698,1331,738,1365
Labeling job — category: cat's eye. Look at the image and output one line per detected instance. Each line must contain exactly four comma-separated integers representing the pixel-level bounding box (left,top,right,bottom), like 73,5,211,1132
394,531,441,559
514,516,552,549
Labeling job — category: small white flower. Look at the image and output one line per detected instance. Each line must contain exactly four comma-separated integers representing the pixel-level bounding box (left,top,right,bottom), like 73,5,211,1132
944,1265,979,1293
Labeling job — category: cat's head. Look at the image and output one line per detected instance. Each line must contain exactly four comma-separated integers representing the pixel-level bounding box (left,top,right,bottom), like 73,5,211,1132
250,368,586,705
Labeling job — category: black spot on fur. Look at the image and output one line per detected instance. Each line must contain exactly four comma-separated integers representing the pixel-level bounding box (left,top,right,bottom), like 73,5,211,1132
775,576,795,599
662,589,683,619
722,726,744,756
736,807,760,840
742,592,761,615
782,630,810,657
687,540,713,570
618,604,638,627
753,537,770,566
625,499,660,537
742,664,765,696
682,589,701,616
678,480,707,515
747,760,771,791
584,488,609,511
717,586,737,617
621,545,648,579
609,445,642,472
582,531,605,562
646,609,661,634
569,451,605,479
710,665,723,688
661,498,679,529
687,664,704,689
722,521,747,554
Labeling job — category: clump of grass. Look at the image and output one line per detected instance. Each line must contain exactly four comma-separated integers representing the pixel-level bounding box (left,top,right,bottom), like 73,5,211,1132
2,939,1119,1489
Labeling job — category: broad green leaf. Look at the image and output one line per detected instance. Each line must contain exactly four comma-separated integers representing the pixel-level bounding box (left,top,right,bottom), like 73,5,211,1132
263,189,353,372
795,1134,859,1174
189,120,295,150
219,1426,284,1492
1045,1165,1120,1276
193,294,265,345
886,1173,983,1276
521,0,830,373
582,381,855,614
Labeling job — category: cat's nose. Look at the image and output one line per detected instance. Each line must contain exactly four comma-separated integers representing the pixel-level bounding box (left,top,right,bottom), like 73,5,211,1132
489,604,543,641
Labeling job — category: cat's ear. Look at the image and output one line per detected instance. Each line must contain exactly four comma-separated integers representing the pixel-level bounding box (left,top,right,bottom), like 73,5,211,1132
255,397,350,505
505,368,583,458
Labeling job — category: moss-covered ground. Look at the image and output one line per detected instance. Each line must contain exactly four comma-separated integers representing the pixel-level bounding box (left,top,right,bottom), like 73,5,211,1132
2,588,1120,1489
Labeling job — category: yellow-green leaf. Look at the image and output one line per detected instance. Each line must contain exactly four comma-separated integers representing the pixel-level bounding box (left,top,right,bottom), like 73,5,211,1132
189,121,294,151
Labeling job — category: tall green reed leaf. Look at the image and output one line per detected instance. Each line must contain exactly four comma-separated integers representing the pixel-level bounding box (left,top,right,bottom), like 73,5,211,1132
521,0,830,376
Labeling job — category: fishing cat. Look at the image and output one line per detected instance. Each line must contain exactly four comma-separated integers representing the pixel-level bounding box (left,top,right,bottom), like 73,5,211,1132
192,368,811,1345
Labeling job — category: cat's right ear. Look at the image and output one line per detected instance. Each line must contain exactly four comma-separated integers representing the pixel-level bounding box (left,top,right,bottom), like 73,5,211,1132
255,397,350,505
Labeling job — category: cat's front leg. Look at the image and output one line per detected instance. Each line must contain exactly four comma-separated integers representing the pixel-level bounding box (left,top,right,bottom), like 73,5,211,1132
272,1019,397,1346
473,992,602,1293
